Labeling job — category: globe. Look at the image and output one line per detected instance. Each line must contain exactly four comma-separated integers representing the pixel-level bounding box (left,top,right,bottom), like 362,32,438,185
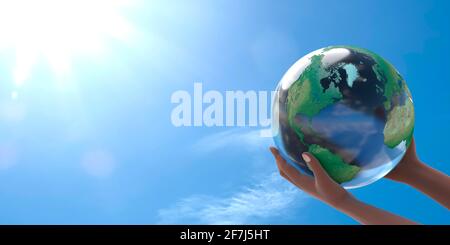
272,46,414,189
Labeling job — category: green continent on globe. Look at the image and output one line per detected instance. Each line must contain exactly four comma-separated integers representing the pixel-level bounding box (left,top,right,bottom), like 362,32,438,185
286,54,342,119
285,52,360,183
286,54,342,143
308,144,360,184
383,96,414,148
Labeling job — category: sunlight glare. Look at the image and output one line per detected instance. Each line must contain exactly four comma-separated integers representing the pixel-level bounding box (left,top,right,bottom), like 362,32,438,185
0,0,135,86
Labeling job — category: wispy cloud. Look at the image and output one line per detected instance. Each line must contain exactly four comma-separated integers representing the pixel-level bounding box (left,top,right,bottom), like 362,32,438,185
158,128,307,224
157,172,304,224
191,128,271,154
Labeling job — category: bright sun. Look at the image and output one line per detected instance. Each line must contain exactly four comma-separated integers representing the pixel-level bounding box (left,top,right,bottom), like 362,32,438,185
0,0,134,88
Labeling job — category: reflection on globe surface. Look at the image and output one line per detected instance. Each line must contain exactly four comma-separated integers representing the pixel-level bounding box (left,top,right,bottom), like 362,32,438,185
272,46,414,189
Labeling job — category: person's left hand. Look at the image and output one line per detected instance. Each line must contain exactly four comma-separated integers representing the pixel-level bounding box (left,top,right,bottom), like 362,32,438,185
269,147,355,209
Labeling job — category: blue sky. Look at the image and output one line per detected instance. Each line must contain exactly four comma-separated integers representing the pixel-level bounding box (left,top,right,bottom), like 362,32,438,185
0,0,449,224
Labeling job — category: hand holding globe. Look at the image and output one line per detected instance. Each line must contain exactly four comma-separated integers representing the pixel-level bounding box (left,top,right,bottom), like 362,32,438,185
270,46,450,224
270,146,417,225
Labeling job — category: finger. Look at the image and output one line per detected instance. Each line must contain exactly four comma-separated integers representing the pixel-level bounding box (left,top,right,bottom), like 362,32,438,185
269,147,281,160
270,146,287,177
271,147,291,176
302,152,335,186
272,148,292,178
269,147,316,191
270,147,291,171
270,147,288,175
270,147,299,175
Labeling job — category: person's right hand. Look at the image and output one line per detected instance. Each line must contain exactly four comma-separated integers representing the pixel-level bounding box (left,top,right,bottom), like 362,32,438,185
384,137,450,209
384,138,420,182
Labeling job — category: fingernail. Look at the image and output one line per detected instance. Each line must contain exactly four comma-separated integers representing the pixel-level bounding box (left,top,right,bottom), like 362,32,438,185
302,153,311,163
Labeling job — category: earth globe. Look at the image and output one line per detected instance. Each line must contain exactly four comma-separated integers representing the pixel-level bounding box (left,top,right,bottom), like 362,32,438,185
272,46,414,189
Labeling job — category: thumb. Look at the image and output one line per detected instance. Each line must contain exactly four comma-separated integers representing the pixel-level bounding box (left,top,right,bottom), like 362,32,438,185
302,152,334,185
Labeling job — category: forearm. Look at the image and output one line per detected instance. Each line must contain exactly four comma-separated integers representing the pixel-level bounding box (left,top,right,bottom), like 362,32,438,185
400,161,450,209
335,198,418,225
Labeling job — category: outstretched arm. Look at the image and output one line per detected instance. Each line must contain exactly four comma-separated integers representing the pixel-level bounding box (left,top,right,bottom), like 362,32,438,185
385,139,450,209
270,147,417,225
